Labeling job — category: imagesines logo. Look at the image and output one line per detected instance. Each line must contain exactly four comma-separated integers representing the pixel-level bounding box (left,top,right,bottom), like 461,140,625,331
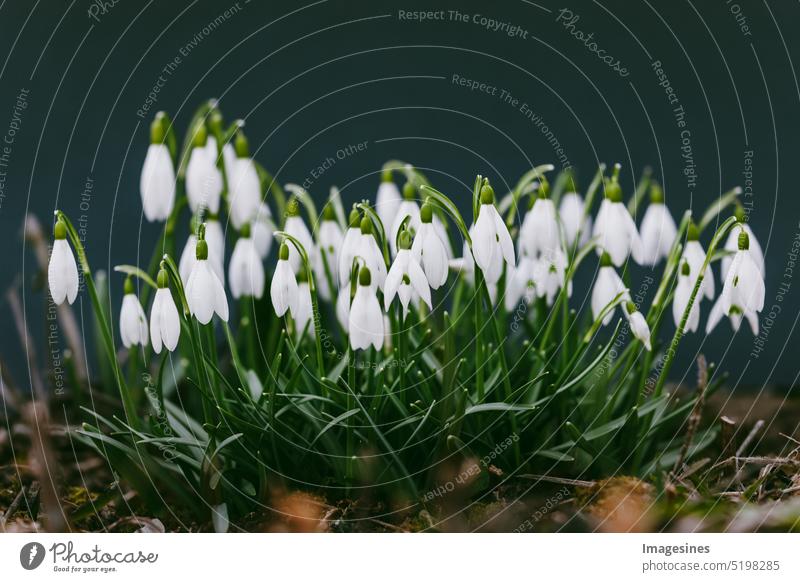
19,542,46,570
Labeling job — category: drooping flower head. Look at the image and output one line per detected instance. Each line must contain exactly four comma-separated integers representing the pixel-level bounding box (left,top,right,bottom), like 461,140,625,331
471,182,515,283
672,259,701,333
185,223,229,324
625,301,652,351
315,204,344,301
140,112,176,222
591,252,630,325
519,178,560,259
707,228,765,335
349,266,384,351
270,242,299,318
639,182,677,267
150,266,181,354
227,129,261,229
354,213,387,291
186,124,223,215
411,200,448,290
681,220,715,302
376,169,402,234
386,230,432,319
48,215,79,305
721,204,764,279
390,181,421,256
284,197,315,274
592,168,644,267
338,207,363,288
119,277,148,348
228,222,265,299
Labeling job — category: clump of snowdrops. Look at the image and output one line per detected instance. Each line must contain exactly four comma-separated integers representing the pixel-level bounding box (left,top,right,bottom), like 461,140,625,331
47,101,765,529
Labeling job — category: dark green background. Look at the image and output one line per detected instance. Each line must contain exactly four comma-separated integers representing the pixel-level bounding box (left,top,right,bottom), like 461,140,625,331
1,0,797,389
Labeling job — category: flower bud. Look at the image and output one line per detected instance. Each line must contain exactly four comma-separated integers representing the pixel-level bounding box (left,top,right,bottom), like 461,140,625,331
359,265,372,287
480,184,495,205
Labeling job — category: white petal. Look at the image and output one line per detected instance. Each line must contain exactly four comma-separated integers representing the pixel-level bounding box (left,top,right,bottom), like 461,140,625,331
48,239,80,305
140,144,176,222
186,145,222,214
228,158,261,228
186,261,216,324
407,254,432,309
349,286,384,350
270,260,299,317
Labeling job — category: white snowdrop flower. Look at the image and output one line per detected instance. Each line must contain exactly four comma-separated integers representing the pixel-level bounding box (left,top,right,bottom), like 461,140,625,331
385,230,432,318
638,183,677,267
251,202,274,259
228,224,265,299
227,156,261,229
270,243,299,318
471,183,515,281
706,228,765,335
119,278,149,348
504,256,537,311
450,229,501,298
186,126,223,215
625,302,652,351
179,218,225,286
534,247,571,306
294,279,315,337
315,205,344,301
681,222,715,302
48,217,79,306
519,183,560,259
432,215,454,259
591,253,630,325
349,266,384,351
721,207,763,279
411,201,449,290
354,215,388,291
389,182,421,256
150,267,181,354
375,171,402,234
284,199,315,273
338,208,363,287
184,227,229,325
140,115,175,222
559,191,592,248
672,260,701,333
592,176,644,267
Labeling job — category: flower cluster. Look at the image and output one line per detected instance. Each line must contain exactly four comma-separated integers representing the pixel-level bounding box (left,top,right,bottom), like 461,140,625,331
47,109,766,367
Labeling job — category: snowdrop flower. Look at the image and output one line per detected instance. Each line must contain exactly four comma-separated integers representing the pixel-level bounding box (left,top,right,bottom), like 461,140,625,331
185,225,229,324
625,302,652,351
119,278,148,348
315,205,344,301
721,206,764,279
672,260,701,333
471,183,515,281
354,215,388,291
450,232,498,302
251,202,274,259
504,256,537,311
150,267,181,354
519,181,559,259
227,132,261,229
638,183,677,266
681,222,714,302
179,217,225,285
375,170,402,234
591,253,630,325
270,243,299,318
385,230,432,318
592,175,643,267
411,201,448,290
349,266,384,351
284,199,314,274
534,247,571,306
140,114,175,222
186,125,223,215
228,224,265,299
706,229,765,335
48,216,79,305
389,182,421,256
559,191,592,248
294,274,315,337
338,208,363,287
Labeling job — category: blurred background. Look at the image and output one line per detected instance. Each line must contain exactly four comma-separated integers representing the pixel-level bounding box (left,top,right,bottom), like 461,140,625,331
0,0,797,390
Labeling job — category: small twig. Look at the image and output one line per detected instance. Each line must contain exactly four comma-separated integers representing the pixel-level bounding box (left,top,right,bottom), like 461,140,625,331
711,456,800,471
671,355,708,476
0,485,26,528
737,420,765,457
519,474,597,488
